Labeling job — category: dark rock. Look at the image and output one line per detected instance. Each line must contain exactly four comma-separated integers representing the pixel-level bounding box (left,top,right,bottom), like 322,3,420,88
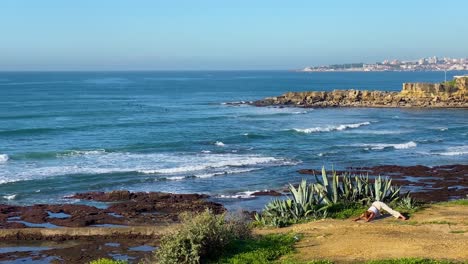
251,190,283,196
0,191,225,229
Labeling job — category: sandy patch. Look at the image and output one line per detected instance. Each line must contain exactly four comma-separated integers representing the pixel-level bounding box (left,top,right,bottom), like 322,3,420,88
256,204,467,263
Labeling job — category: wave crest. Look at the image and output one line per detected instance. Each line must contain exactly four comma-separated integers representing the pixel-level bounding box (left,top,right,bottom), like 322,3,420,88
292,122,371,134
434,145,468,156
0,154,9,164
0,152,298,184
361,141,417,150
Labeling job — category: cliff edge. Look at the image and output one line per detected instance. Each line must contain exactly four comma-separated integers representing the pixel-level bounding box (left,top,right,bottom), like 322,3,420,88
252,76,468,108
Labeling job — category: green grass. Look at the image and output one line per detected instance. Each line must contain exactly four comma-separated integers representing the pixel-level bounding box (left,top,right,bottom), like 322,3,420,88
365,258,460,264
325,203,366,219
449,230,466,234
89,259,127,264
274,258,460,264
213,233,298,264
276,259,333,264
436,199,468,207
421,220,457,225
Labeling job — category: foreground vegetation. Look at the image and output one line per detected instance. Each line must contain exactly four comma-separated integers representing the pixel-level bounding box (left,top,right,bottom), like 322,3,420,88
87,177,467,264
89,202,466,263
255,167,418,227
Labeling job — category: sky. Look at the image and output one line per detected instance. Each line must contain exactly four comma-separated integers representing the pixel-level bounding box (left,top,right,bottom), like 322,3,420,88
1,0,467,70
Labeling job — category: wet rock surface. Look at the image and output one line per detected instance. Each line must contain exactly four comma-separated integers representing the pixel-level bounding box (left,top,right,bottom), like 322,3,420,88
0,191,225,229
251,190,283,196
298,164,468,202
0,239,159,263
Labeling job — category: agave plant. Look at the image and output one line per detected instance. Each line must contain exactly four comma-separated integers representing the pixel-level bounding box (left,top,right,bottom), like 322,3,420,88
372,175,401,203
397,191,419,210
255,179,323,227
289,179,320,218
312,166,401,205
256,167,409,227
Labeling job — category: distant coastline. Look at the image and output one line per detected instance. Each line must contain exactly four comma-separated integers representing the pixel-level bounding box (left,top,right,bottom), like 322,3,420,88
298,56,468,72
251,76,468,108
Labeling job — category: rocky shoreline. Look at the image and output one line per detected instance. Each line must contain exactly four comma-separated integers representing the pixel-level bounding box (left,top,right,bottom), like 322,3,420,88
251,77,468,108
299,164,467,202
0,191,224,230
0,164,466,263
0,191,224,263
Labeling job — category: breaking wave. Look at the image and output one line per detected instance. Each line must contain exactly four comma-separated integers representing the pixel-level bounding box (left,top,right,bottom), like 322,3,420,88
2,194,16,200
432,146,468,156
360,141,417,150
57,149,107,157
292,122,371,134
0,154,9,164
214,141,225,147
0,152,298,184
216,191,258,199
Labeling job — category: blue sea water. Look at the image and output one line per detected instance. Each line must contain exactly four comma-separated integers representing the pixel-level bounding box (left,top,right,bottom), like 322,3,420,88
0,71,467,209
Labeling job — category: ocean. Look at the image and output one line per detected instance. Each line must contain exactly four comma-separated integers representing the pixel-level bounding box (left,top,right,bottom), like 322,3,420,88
0,71,467,210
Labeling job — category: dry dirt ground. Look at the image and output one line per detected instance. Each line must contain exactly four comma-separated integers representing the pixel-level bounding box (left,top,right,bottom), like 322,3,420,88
256,203,468,263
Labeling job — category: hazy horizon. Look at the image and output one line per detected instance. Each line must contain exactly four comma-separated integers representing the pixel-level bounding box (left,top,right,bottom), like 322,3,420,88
1,0,467,71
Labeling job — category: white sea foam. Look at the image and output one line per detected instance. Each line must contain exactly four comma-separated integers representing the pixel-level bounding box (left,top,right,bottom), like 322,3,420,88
139,156,280,175
3,194,16,200
58,149,107,157
0,152,297,184
217,191,258,199
194,168,259,179
166,176,186,181
214,141,225,147
360,141,417,150
0,154,9,164
435,145,468,156
292,122,371,134
348,130,410,135
201,150,211,154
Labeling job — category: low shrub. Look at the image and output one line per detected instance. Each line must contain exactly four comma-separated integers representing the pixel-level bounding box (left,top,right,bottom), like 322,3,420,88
154,209,251,264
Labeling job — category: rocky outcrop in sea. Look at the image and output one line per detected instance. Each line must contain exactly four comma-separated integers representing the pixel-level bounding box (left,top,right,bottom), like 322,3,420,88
252,76,468,108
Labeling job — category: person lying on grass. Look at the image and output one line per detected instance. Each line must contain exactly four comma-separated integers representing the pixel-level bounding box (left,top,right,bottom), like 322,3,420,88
354,201,407,222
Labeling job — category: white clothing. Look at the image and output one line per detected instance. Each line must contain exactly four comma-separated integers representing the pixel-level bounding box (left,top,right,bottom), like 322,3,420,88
367,201,402,219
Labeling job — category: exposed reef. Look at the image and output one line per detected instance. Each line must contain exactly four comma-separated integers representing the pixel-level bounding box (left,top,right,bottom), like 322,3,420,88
298,164,468,202
0,191,224,230
252,77,468,108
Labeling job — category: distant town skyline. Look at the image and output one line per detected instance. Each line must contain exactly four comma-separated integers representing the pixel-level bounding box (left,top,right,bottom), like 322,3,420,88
1,0,468,70
301,56,468,72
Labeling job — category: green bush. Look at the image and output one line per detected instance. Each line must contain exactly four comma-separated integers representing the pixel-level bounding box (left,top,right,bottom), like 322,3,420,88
89,259,127,264
154,209,251,264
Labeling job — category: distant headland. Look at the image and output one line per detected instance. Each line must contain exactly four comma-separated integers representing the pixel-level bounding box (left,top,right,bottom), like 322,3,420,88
251,76,468,108
299,56,468,72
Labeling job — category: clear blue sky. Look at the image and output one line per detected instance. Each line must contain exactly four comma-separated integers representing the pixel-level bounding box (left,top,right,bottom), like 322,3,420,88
1,0,467,70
